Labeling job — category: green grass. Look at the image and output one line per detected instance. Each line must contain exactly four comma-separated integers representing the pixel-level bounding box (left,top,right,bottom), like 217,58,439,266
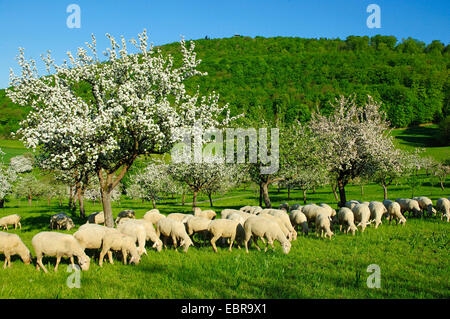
0,181,449,299
0,139,28,163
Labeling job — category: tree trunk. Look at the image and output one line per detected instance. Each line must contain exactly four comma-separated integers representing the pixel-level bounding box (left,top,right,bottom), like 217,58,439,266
47,196,51,206
259,184,263,207
440,179,445,191
68,185,74,209
303,189,307,204
382,183,388,200
192,191,198,207
77,187,85,219
0,199,4,208
28,195,32,207
100,187,114,227
313,186,316,194
337,178,347,207
151,198,156,209
208,193,213,207
360,183,364,196
262,182,271,208
332,184,339,201
287,187,291,200
182,192,186,206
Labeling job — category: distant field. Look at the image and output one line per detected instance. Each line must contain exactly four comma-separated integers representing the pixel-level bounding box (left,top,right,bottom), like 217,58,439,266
0,139,28,163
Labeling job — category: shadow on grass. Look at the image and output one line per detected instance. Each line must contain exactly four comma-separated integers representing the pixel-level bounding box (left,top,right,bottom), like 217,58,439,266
395,126,442,147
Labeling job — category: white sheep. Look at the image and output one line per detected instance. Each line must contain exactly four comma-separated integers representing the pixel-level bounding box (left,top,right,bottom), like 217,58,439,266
240,206,262,214
289,209,309,235
143,209,166,225
319,203,337,218
368,201,388,229
413,196,437,217
99,231,141,267
226,212,247,226
345,200,361,210
86,211,104,224
352,204,371,232
156,218,193,252
73,224,119,250
128,219,163,252
220,209,241,219
260,209,297,240
395,198,422,217
185,216,212,244
0,214,22,230
243,216,291,254
0,232,32,268
32,232,90,273
258,212,291,240
117,220,148,256
207,219,245,253
167,213,192,222
436,198,450,222
315,212,334,239
386,201,406,225
335,207,358,235
302,204,330,225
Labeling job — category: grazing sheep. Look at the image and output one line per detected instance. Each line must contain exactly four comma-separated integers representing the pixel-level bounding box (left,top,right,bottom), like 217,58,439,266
302,204,330,225
289,204,302,212
156,218,193,252
86,211,104,224
207,219,245,253
185,216,212,244
49,213,75,230
99,231,140,267
345,200,361,210
352,204,371,232
115,210,135,224
117,221,148,256
0,214,22,230
126,219,163,252
226,212,247,226
240,206,262,214
167,213,192,222
243,216,291,254
32,232,90,273
368,201,388,229
194,208,217,220
319,203,337,218
258,213,291,240
413,196,437,217
261,209,297,240
221,209,241,219
73,224,119,250
278,203,289,211
436,198,450,222
143,209,166,226
289,209,309,235
315,212,334,239
335,207,358,235
386,202,406,225
0,232,32,268
395,198,422,217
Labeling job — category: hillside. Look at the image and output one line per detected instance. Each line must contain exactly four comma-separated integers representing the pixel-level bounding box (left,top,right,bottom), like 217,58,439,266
0,35,449,137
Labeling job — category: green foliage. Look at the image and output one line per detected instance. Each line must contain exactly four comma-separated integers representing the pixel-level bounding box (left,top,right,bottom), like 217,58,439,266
438,115,450,146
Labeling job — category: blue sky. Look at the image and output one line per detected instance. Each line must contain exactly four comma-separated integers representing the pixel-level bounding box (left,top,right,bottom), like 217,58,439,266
0,0,448,89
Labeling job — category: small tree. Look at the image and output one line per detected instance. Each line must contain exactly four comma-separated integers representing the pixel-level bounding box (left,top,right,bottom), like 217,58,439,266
432,159,450,191
12,175,44,206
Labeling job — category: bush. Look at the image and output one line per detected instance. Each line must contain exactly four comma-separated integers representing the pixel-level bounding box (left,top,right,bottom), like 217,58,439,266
438,116,450,146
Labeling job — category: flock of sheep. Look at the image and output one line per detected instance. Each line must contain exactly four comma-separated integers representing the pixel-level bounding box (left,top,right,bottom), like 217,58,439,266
0,196,449,272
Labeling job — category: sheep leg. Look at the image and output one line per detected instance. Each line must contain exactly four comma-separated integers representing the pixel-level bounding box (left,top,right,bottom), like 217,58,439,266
210,234,221,253
3,255,8,269
122,249,128,265
99,248,108,267
229,234,235,252
54,255,62,272
171,234,178,250
252,236,261,251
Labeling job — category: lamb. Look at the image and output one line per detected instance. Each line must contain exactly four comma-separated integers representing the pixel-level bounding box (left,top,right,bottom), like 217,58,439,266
143,209,166,226
167,213,192,222
260,209,297,240
86,211,104,224
243,216,291,254
49,213,75,230
115,210,135,224
156,218,193,252
368,201,388,229
386,201,406,225
345,200,361,210
32,232,90,273
193,207,217,220
413,196,437,217
395,198,422,217
0,214,22,230
207,219,245,253
289,209,309,235
352,204,371,232
220,209,241,219
315,212,334,239
99,231,140,267
335,207,358,235
117,221,148,256
436,198,450,222
0,232,32,268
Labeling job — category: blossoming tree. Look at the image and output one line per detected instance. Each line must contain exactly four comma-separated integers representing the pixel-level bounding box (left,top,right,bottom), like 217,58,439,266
8,30,234,226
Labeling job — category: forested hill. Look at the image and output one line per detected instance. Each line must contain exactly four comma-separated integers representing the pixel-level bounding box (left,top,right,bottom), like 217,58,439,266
1,35,449,136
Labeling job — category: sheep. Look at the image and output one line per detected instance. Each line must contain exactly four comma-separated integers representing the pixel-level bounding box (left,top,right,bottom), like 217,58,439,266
319,203,337,218
167,213,192,222
436,198,450,222
86,211,104,224
289,203,302,212
220,209,241,219
49,213,75,230
345,200,361,210
258,212,291,240
156,218,193,252
99,231,140,267
73,224,119,250
368,201,388,229
243,216,291,254
143,209,166,226
289,209,309,235
261,209,297,240
395,198,422,217
413,196,437,217
117,221,148,256
315,212,334,239
278,203,289,211
302,204,330,226
125,219,163,252
352,204,371,232
115,210,135,224
334,207,358,235
193,208,217,220
386,201,406,225
0,232,32,268
207,219,245,253
226,213,247,226
0,214,22,230
240,206,262,214
185,216,212,244
32,232,90,273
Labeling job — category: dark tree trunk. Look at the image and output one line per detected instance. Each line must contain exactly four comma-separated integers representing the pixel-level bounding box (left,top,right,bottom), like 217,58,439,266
287,187,291,200
0,199,4,208
332,184,339,201
76,186,85,219
259,184,263,207
337,178,347,207
382,183,388,200
28,195,32,207
182,192,186,206
100,188,113,227
192,191,198,207
151,198,156,209
303,189,307,204
208,193,213,207
262,182,271,208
